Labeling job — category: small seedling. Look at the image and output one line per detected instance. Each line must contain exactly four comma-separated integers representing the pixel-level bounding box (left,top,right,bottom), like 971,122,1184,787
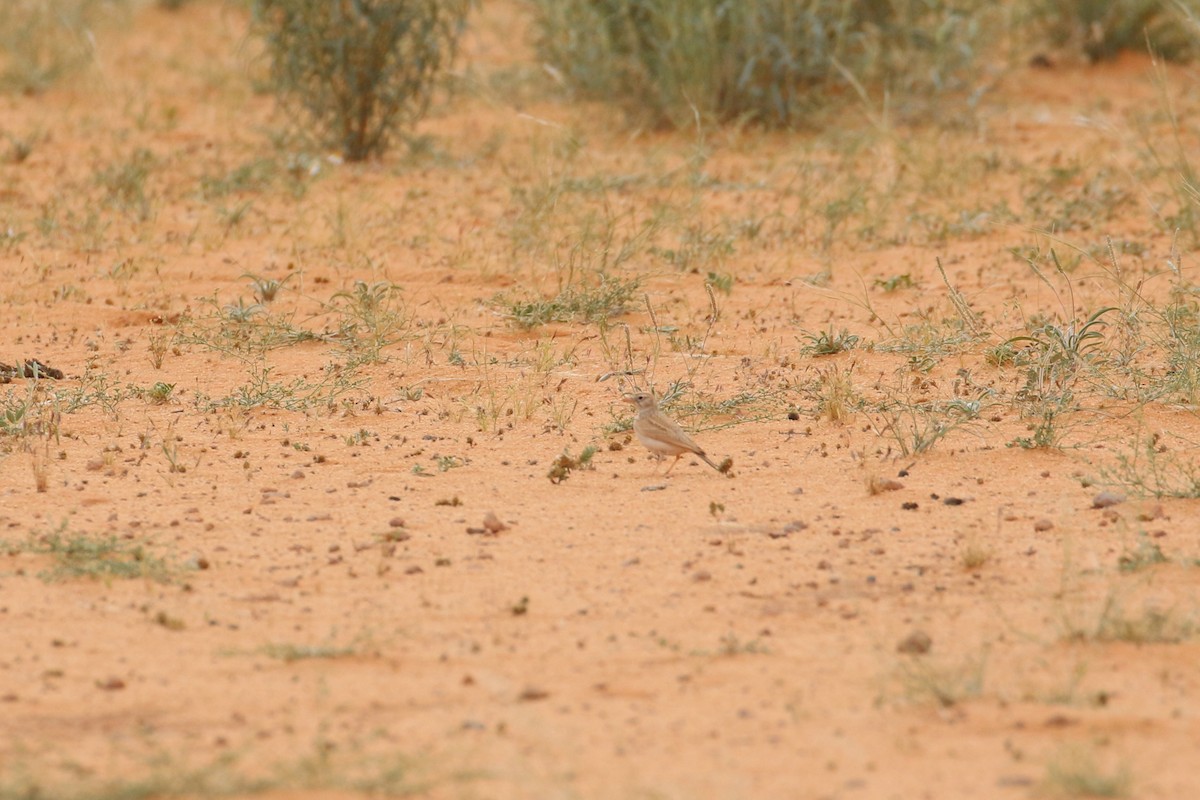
1117,536,1168,573
261,643,357,662
20,522,177,583
147,332,172,369
547,445,597,483
345,428,374,446
705,271,734,295
147,382,175,404
874,273,915,292
717,633,767,656
1042,747,1132,799
244,271,293,303
800,326,859,356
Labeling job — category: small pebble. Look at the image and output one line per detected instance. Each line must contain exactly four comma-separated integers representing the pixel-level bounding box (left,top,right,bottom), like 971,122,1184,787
897,630,932,655
483,511,508,534
1092,490,1125,509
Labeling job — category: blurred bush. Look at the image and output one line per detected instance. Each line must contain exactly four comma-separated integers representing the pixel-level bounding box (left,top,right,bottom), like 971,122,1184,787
0,0,120,94
252,0,470,161
529,0,992,129
1032,0,1198,62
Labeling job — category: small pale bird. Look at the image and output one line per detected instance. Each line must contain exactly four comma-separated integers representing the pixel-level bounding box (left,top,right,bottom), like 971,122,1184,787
625,392,721,475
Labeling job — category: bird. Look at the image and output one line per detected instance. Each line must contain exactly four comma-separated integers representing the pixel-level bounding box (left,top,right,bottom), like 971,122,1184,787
625,391,721,475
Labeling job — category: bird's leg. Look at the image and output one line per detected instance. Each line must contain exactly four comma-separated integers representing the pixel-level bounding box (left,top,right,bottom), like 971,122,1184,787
664,454,682,476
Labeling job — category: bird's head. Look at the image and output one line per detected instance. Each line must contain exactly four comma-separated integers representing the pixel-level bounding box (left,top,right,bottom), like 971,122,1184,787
624,392,656,410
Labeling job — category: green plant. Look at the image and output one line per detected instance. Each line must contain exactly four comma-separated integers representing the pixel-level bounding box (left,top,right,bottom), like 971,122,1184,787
244,271,294,303
813,364,858,422
705,270,734,295
0,217,26,250
329,280,408,361
894,651,987,708
1009,396,1073,449
716,633,768,656
147,331,173,369
0,392,33,437
1064,593,1195,644
1102,433,1200,499
161,437,192,474
343,428,373,446
1117,535,1168,572
19,522,177,583
1007,307,1115,385
874,273,915,292
200,158,279,199
547,445,597,483
0,0,113,93
94,148,156,221
800,326,859,356
222,297,267,324
145,382,174,404
261,643,358,662
1042,747,1132,798
252,0,470,161
0,742,426,800
872,398,977,457
1033,0,1195,62
175,298,323,355
499,273,641,330
529,0,990,129
215,201,253,236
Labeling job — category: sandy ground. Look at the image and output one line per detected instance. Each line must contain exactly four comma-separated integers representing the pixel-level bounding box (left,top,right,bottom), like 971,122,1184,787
2,3,1200,799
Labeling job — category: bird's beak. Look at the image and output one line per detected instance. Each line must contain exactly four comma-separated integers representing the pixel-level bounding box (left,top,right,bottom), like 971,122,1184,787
622,395,637,405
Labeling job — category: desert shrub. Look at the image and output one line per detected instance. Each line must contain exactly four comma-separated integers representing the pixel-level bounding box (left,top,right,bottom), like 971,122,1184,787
1032,0,1197,62
0,0,120,93
529,0,991,129
252,0,470,161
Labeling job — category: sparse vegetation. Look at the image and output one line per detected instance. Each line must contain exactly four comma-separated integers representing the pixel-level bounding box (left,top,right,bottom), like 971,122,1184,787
94,148,156,221
498,273,641,329
12,522,178,583
1063,593,1196,644
1103,433,1200,499
5,1,1200,796
0,741,427,799
894,651,987,709
1042,746,1132,798
800,326,859,357
261,642,359,662
872,396,978,456
1117,535,1168,572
